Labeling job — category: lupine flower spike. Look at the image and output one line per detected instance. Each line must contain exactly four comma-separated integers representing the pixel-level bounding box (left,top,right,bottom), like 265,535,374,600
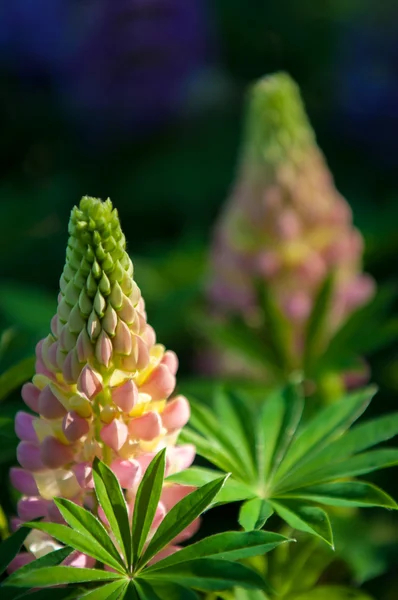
10,197,194,571
208,73,375,383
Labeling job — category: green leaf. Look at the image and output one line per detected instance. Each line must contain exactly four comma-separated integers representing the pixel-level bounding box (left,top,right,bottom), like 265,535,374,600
2,589,82,600
279,448,398,492
275,411,398,489
0,547,74,600
24,521,121,570
238,499,274,531
274,387,375,483
142,558,267,592
4,566,122,588
8,546,73,577
189,401,249,476
0,526,29,576
55,498,126,572
132,449,166,566
214,389,257,480
93,457,131,568
146,531,290,571
178,429,239,475
166,467,253,504
0,357,35,403
286,481,398,509
294,585,374,599
267,380,304,480
139,475,228,568
257,389,286,480
271,500,333,547
135,580,198,600
304,274,334,374
79,580,129,599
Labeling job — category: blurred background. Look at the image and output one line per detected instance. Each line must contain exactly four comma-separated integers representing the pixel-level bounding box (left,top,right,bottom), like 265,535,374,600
0,0,398,597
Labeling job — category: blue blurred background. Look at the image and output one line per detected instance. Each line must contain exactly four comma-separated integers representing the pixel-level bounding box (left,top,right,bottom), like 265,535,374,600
0,1,398,596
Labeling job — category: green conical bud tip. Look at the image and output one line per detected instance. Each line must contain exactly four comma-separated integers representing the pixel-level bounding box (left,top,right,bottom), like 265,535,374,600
244,72,316,166
49,196,143,381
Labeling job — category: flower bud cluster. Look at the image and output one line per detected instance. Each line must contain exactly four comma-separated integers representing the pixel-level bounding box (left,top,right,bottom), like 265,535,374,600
208,73,374,362
10,197,194,570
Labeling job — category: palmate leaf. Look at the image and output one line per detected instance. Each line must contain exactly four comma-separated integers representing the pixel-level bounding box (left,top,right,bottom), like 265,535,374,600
138,475,228,568
0,547,74,600
171,383,398,546
4,453,276,597
23,521,125,573
54,498,126,571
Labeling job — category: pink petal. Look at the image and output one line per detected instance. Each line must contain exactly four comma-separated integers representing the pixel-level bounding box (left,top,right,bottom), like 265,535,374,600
17,441,44,471
38,386,67,419
128,411,161,441
15,412,38,443
166,445,196,474
17,497,51,521
139,364,176,401
161,351,179,376
21,383,40,413
77,365,102,399
10,468,39,495
100,419,128,452
161,396,190,431
63,551,96,569
40,436,74,468
73,463,94,489
111,379,138,413
111,458,141,489
62,411,90,442
161,484,196,511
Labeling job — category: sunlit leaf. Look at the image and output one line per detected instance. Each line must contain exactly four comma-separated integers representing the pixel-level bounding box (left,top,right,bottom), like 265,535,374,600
55,498,126,572
147,531,290,571
142,558,267,592
139,475,228,568
238,499,274,531
4,566,122,588
270,501,333,547
93,458,131,568
132,449,166,567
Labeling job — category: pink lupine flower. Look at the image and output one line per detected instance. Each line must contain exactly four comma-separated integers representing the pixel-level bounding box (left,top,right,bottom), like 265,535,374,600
10,197,194,570
207,73,375,380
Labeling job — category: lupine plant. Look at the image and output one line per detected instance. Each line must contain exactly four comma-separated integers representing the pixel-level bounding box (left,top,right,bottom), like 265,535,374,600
0,197,291,598
205,72,397,401
0,91,397,598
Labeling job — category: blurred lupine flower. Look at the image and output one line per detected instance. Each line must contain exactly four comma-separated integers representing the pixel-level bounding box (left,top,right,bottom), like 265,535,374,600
9,197,194,571
207,73,375,376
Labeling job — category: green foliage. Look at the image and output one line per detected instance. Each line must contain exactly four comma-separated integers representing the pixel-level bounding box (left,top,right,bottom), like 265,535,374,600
1,452,290,598
171,382,398,547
